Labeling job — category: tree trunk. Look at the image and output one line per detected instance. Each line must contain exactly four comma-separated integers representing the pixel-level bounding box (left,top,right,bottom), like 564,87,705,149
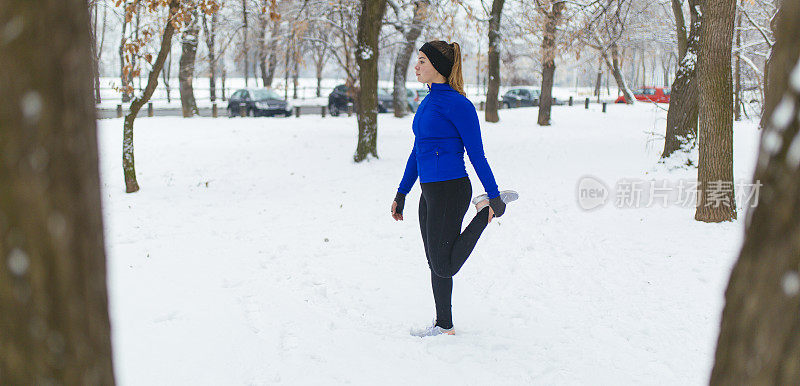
119,1,131,103
242,0,249,86
484,0,505,123
392,0,429,118
258,8,269,87
0,0,115,383
179,2,200,117
162,48,172,103
266,21,279,87
353,0,387,162
537,1,564,126
292,54,299,99
709,1,800,382
316,57,324,97
123,0,181,193
203,11,217,102
603,43,635,104
661,0,701,160
672,0,688,58
695,0,737,222
221,65,227,100
92,2,102,103
594,56,602,98
734,1,741,121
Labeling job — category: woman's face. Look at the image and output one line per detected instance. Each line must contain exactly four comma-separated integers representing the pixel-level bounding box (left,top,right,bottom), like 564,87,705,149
415,51,442,84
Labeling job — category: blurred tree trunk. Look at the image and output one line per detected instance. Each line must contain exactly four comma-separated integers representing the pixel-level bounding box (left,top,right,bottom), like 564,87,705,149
179,1,200,117
266,20,280,87
734,1,741,121
695,0,737,222
710,0,800,382
758,0,797,130
119,1,132,102
0,0,115,383
203,11,217,102
484,0,505,123
661,0,701,160
353,0,387,162
594,56,602,98
258,1,269,87
242,0,249,86
600,42,634,104
392,0,429,118
537,0,564,126
123,0,181,193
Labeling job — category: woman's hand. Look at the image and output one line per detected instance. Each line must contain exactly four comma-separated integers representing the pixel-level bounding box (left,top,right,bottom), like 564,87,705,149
487,206,495,224
391,192,406,221
391,201,403,221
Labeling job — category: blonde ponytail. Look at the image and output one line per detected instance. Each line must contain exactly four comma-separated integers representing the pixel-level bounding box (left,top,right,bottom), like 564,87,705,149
447,42,466,97
428,40,466,97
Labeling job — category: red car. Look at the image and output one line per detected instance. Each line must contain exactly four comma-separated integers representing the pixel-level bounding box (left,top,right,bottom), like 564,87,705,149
615,86,670,103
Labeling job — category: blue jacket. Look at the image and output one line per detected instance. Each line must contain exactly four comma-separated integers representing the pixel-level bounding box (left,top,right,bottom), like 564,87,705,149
397,82,500,199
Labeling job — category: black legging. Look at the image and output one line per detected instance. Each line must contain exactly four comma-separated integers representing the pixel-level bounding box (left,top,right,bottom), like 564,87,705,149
418,176,491,329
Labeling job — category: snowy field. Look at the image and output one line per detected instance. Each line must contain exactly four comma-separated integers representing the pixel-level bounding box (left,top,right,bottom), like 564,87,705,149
97,103,760,385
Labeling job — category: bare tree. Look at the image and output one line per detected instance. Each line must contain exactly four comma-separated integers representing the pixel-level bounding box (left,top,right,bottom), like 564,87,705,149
353,0,388,162
535,0,565,126
0,0,115,383
387,0,430,118
202,6,218,101
484,0,505,123
119,0,133,102
180,0,201,117
660,0,701,161
695,0,737,222
710,0,800,381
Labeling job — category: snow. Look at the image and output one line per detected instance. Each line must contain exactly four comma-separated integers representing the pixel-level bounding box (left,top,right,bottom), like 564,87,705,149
770,95,796,131
21,90,42,124
791,59,800,92
97,103,761,385
7,248,29,277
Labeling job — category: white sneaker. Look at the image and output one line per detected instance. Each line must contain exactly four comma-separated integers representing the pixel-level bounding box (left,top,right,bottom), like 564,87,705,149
410,320,456,337
471,190,519,207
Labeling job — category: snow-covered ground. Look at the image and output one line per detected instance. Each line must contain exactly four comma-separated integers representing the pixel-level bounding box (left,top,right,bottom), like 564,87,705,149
98,102,760,385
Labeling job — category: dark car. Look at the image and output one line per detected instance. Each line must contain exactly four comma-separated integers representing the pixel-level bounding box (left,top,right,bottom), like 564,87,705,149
328,84,394,116
227,88,292,117
502,87,541,108
615,86,671,104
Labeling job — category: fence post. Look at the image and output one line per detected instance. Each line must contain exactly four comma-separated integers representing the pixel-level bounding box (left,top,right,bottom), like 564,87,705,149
295,106,301,118
602,102,607,113
116,104,122,118
585,98,590,109
568,96,573,106
212,103,218,118
147,102,153,117
321,105,327,118
479,101,485,111
239,102,247,117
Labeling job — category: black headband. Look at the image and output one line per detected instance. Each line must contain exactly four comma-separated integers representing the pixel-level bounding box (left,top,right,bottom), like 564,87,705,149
419,42,453,79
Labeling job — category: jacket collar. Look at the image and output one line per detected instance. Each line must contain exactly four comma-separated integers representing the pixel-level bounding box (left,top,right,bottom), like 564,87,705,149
429,82,452,92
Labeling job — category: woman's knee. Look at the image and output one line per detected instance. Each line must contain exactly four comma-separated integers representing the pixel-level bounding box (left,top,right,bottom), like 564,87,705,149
429,262,454,279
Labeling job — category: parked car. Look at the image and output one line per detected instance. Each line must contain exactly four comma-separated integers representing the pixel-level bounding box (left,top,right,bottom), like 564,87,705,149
328,84,394,116
227,88,292,117
377,88,394,113
502,87,541,108
407,88,429,112
615,86,671,103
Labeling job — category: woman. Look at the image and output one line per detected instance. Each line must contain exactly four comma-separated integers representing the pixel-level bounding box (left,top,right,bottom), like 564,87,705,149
390,40,518,337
